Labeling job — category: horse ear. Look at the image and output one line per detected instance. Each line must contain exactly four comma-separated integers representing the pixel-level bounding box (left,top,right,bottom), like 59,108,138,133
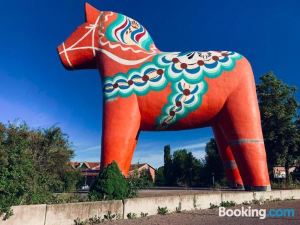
85,2,100,23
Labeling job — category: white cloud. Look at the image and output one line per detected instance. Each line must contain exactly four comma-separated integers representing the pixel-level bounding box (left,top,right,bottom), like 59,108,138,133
174,141,207,150
192,149,206,160
77,145,101,153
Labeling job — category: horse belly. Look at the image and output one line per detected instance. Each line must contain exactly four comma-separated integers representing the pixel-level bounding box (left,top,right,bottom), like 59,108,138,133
171,81,228,130
138,85,172,130
138,75,235,131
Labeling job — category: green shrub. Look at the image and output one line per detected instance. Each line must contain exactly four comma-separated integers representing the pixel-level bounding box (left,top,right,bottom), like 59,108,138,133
74,217,87,225
126,172,140,198
126,168,154,198
157,206,168,215
242,201,251,205
220,201,236,207
140,212,148,217
209,203,218,209
0,123,78,219
252,199,261,204
103,211,116,221
127,212,137,219
88,161,129,200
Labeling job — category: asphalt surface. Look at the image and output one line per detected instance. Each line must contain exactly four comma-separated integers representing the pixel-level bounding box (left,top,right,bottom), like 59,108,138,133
137,187,241,197
102,199,300,225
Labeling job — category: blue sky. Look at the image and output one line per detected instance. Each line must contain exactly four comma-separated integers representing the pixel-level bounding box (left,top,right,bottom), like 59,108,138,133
1,0,300,168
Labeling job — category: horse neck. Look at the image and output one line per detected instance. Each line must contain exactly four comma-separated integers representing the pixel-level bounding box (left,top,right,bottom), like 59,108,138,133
97,35,159,77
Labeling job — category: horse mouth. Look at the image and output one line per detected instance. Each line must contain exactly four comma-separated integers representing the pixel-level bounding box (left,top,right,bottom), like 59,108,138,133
57,43,73,70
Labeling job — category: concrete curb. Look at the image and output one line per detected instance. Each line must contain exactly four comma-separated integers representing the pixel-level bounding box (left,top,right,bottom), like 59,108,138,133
1,190,300,225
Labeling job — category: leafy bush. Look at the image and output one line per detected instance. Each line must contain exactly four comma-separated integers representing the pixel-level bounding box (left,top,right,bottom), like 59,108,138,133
139,169,154,187
126,172,140,198
103,211,117,221
157,206,168,215
126,167,154,198
73,212,120,225
88,161,129,200
0,123,36,219
209,203,218,209
140,212,148,217
0,122,78,219
127,212,137,219
219,201,236,207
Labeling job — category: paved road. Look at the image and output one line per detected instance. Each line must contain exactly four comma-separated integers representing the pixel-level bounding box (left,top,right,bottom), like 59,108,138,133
137,187,242,197
104,199,300,225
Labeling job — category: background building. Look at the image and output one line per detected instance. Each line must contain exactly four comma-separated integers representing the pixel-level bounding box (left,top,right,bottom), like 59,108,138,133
69,162,156,189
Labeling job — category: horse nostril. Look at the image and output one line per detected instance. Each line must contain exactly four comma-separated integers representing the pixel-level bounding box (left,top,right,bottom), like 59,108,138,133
57,43,73,70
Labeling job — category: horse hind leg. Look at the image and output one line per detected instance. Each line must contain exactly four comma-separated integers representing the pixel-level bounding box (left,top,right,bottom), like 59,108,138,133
217,69,270,191
212,125,244,189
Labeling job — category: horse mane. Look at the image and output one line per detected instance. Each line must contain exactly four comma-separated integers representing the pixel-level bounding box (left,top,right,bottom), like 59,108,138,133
102,12,157,53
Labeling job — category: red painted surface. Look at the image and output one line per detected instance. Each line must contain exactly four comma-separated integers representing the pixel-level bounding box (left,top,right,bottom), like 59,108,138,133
57,3,270,190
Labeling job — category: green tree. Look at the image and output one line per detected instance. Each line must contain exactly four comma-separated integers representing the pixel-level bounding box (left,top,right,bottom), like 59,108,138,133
160,146,203,187
0,123,35,218
163,145,173,185
172,150,188,185
0,122,78,218
257,72,300,182
29,127,75,193
139,169,154,188
126,167,153,197
172,149,202,186
126,168,140,198
89,161,129,200
155,166,165,186
204,138,225,184
61,170,82,192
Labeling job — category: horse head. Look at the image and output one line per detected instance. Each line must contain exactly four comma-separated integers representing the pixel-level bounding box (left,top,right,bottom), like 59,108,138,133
57,3,157,71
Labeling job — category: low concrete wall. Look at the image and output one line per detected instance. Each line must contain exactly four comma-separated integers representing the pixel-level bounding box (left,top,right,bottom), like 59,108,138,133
179,194,196,211
44,200,123,225
281,189,300,200
221,192,253,204
253,190,282,202
2,190,300,225
194,192,222,209
124,196,181,218
0,204,46,225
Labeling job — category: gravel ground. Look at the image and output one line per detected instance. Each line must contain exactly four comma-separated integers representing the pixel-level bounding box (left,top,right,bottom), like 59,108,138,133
100,199,300,225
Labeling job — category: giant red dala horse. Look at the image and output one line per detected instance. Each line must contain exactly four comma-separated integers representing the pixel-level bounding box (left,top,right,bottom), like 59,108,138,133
58,3,270,191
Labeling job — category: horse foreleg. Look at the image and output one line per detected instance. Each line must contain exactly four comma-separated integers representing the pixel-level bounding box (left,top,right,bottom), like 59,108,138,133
101,95,141,176
212,124,244,189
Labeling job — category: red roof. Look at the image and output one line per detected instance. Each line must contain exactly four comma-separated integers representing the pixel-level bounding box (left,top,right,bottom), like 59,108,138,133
70,162,155,177
85,162,100,169
68,162,81,169
129,163,147,171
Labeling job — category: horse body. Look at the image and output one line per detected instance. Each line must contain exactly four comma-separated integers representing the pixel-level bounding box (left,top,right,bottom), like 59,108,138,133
58,3,270,191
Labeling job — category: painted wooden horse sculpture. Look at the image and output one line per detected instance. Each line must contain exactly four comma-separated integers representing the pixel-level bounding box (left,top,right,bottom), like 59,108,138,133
58,3,270,191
